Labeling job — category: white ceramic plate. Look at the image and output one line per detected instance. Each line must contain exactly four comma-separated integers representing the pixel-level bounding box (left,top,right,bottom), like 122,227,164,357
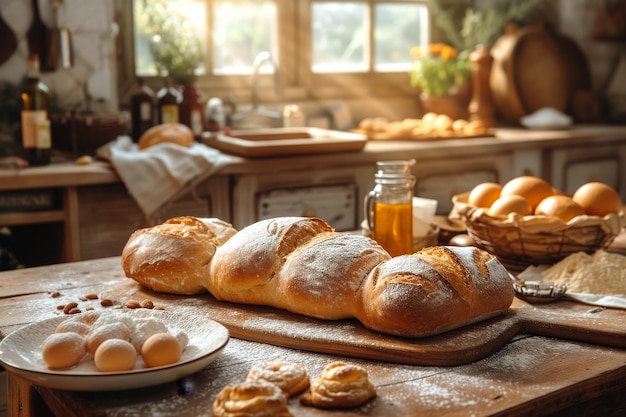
0,309,229,391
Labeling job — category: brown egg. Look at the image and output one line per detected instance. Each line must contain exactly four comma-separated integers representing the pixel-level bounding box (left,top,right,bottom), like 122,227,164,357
488,195,533,217
500,176,553,211
535,195,586,222
141,332,182,368
42,332,86,369
468,182,502,208
572,182,622,217
94,339,137,372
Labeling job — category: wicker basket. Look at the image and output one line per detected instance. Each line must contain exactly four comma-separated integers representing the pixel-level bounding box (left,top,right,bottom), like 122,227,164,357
50,111,130,155
450,192,625,272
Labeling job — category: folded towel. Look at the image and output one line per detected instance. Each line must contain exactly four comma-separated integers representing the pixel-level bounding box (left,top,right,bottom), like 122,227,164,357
97,136,236,223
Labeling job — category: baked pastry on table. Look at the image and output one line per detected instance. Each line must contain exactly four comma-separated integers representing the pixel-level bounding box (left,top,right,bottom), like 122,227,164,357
212,379,292,417
122,216,515,338
246,362,310,396
300,361,376,408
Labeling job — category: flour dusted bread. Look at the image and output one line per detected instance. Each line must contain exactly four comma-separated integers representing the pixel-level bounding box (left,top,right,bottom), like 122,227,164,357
359,246,514,337
121,216,237,294
123,215,514,337
207,217,392,319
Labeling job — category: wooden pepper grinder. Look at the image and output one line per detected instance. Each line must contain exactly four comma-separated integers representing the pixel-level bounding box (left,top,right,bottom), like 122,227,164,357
468,44,495,127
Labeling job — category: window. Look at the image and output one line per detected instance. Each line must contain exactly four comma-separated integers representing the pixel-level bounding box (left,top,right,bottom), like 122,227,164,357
118,0,430,104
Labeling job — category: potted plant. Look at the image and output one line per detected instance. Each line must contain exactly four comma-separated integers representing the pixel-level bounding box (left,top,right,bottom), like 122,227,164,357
134,0,204,85
409,43,471,119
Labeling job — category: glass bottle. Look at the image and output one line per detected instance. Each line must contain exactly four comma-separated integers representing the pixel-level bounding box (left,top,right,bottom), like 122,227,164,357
365,159,416,257
179,83,205,139
20,54,51,166
130,77,156,142
157,79,181,124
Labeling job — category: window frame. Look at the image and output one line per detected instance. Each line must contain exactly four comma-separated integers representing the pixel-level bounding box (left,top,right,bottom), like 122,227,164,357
115,0,433,107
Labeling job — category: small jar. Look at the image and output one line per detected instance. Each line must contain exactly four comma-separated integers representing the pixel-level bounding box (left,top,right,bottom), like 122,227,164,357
365,160,416,257
282,104,305,127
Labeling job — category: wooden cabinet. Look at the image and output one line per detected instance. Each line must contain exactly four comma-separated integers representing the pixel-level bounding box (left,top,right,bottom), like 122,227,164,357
548,143,626,199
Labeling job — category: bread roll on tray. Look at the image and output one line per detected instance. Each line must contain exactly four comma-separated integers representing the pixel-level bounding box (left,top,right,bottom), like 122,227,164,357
123,216,514,337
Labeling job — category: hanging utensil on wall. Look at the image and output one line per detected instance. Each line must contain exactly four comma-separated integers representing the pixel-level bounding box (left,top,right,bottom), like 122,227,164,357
0,6,18,65
53,0,73,69
27,0,53,71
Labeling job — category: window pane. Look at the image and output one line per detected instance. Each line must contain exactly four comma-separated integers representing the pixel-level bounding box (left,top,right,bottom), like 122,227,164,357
134,0,207,78
374,3,429,72
213,1,278,75
311,2,368,73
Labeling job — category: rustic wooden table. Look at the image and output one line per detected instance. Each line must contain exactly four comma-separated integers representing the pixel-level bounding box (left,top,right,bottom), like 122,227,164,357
1,257,626,417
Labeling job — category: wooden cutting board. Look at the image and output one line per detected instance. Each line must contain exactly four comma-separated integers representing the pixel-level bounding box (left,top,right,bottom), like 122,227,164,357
108,280,626,367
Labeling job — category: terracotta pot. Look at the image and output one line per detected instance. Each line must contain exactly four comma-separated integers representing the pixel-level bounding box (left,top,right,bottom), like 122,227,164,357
420,92,469,120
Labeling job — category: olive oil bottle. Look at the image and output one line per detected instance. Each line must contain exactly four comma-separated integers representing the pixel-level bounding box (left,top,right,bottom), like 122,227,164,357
20,54,51,166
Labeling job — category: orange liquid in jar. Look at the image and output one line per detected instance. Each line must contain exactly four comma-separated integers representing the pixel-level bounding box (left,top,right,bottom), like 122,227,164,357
372,202,413,257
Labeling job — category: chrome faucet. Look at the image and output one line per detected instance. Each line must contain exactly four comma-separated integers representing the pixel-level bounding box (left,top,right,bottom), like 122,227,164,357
229,51,283,128
251,51,282,111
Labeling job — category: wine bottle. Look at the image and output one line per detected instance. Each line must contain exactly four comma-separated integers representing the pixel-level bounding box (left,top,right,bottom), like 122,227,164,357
130,78,156,142
157,79,182,124
20,54,51,166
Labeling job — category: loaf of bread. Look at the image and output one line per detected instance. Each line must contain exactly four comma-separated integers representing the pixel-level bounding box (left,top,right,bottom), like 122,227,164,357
121,216,237,294
123,216,514,337
138,123,194,150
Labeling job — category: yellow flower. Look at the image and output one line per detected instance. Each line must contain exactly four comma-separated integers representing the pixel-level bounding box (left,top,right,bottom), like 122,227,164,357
409,43,470,97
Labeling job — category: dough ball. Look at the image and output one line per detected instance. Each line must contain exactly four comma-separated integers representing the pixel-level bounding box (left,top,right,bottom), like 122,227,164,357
42,332,86,369
141,332,182,368
87,322,131,355
94,339,137,372
55,320,91,336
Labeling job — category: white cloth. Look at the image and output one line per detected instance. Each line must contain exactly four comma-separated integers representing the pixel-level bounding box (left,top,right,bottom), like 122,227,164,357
97,136,235,223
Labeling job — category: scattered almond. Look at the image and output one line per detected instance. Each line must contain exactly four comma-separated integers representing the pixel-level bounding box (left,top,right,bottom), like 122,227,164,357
100,299,114,307
125,300,141,309
140,299,154,309
63,302,79,314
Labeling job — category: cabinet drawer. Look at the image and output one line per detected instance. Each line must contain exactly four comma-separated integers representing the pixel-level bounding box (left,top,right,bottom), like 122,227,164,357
257,184,358,231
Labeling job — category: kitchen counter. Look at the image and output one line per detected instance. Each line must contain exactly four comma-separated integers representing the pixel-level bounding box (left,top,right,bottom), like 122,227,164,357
1,125,625,189
1,124,626,265
1,257,626,417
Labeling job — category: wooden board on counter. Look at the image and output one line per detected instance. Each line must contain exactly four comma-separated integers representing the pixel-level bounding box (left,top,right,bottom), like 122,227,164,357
103,278,626,367
202,127,367,157
2,257,625,368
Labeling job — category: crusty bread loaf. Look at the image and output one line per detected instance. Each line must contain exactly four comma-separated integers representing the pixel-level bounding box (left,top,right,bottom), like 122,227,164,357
358,246,514,337
123,216,514,337
138,123,194,150
121,216,237,294
208,217,392,319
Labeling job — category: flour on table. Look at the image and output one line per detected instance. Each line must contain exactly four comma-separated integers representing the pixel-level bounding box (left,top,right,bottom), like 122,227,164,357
541,250,626,296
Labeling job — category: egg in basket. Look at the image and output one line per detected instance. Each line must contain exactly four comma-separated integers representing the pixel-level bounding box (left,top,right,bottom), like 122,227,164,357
450,176,625,272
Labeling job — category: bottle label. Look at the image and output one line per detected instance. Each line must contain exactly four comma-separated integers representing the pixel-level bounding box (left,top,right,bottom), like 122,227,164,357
140,102,153,121
161,104,179,123
21,110,48,148
191,109,203,136
36,120,51,149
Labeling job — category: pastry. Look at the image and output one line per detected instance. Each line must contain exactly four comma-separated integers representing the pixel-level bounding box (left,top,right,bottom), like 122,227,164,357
300,361,375,408
246,362,310,396
212,379,292,417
